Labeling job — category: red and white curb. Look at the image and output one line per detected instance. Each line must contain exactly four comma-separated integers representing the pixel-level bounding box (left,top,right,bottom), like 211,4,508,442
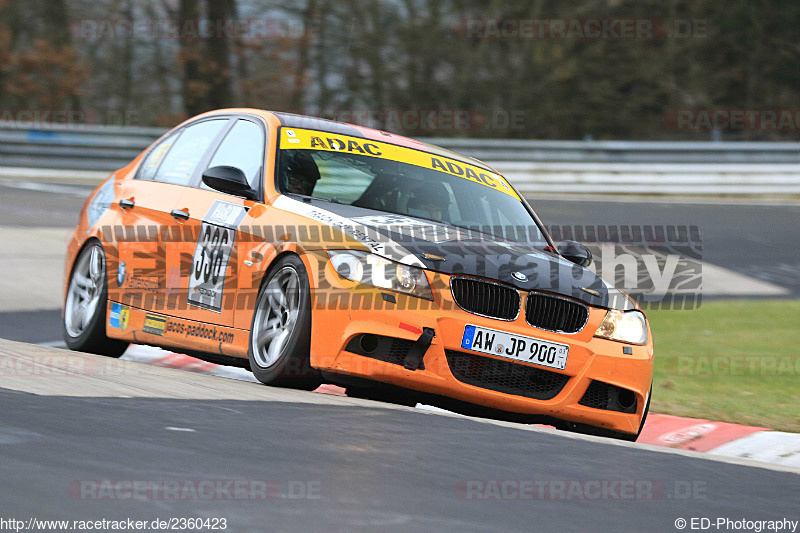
121,345,800,467
638,415,800,468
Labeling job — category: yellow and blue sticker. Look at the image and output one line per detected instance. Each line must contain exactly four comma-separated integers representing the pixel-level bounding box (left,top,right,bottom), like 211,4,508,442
109,302,129,330
142,313,166,336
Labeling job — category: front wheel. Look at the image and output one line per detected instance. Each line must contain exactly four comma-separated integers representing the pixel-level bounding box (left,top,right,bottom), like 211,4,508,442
248,255,321,390
62,241,129,357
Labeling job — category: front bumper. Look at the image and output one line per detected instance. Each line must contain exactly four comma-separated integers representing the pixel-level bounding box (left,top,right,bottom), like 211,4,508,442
308,268,653,436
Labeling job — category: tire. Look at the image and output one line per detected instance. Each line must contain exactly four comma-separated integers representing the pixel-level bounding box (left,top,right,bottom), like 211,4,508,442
633,386,652,436
248,255,321,390
62,241,129,357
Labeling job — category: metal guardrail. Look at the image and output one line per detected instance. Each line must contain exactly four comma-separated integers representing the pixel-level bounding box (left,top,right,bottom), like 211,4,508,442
1,122,799,194
0,122,165,171
431,137,800,164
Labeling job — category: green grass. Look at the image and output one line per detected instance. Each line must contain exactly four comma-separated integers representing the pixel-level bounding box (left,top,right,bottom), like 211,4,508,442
647,299,800,432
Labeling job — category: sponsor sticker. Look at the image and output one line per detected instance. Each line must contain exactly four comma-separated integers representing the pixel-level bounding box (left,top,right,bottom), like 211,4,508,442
351,215,471,244
109,302,129,330
271,196,424,267
279,128,517,198
142,313,166,336
164,319,235,344
285,129,300,143
126,276,159,293
350,214,427,226
187,202,245,312
273,196,385,257
204,200,248,228
117,260,126,287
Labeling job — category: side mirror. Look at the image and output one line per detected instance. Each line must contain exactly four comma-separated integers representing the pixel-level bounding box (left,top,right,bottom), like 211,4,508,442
558,240,593,267
201,166,258,201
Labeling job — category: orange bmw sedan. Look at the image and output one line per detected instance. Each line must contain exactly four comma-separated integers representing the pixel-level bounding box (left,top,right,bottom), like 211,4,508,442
63,109,653,440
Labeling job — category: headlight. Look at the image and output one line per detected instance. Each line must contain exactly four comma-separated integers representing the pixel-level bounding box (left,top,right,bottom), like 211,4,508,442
594,310,648,345
328,250,432,300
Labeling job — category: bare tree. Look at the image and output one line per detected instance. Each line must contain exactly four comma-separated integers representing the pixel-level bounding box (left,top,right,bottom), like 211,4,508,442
178,0,205,116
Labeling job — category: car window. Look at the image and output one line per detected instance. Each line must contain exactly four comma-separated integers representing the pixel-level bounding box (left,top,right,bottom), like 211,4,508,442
204,119,264,191
309,153,374,203
138,133,178,181
152,119,228,186
278,148,545,243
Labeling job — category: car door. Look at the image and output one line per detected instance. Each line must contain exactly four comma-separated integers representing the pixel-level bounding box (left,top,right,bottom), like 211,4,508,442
114,118,230,315
165,117,267,329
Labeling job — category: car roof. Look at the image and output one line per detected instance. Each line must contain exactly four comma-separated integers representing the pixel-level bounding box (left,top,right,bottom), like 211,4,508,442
269,111,497,173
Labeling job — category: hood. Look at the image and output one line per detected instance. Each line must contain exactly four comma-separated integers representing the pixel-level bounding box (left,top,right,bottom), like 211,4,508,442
274,196,635,311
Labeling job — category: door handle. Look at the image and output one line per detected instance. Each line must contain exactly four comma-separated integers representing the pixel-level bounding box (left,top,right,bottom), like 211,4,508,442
119,198,135,209
170,209,190,220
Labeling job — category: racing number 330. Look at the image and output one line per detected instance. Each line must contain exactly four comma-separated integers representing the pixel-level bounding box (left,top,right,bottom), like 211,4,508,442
196,224,229,284
188,222,235,312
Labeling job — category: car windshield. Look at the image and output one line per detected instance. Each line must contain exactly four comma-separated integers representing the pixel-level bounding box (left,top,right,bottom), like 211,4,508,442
277,143,547,245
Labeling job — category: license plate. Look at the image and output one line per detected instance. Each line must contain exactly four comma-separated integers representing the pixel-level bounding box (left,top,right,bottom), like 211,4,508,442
460,325,569,370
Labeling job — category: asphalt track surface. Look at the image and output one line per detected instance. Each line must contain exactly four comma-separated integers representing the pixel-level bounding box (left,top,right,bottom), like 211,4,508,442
0,309,62,344
535,197,800,295
1,179,798,531
2,393,798,531
0,343,798,532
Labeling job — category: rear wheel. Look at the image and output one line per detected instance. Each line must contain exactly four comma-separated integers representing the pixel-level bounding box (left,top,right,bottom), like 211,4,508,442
248,255,321,390
62,241,129,357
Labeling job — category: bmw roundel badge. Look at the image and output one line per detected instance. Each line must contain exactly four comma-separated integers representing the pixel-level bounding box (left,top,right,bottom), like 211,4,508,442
511,271,527,282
